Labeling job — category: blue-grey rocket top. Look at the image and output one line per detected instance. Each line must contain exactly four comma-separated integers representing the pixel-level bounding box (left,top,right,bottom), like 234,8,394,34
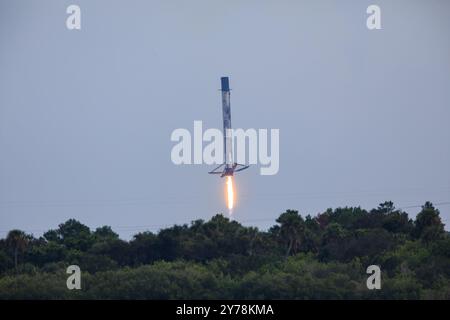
221,77,230,92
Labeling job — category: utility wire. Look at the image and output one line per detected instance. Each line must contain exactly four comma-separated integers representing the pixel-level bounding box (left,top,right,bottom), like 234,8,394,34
1,201,449,236
1,186,450,208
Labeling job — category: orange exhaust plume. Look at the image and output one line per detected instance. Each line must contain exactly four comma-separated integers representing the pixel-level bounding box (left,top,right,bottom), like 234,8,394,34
226,176,234,211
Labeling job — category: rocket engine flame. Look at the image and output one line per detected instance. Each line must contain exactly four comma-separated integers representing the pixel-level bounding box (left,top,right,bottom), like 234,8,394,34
226,176,234,211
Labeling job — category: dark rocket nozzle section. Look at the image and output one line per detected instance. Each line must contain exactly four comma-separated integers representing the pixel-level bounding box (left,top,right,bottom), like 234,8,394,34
221,77,230,91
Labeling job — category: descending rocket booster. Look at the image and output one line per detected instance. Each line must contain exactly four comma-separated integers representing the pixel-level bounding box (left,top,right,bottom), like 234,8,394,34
209,77,249,177
221,77,234,173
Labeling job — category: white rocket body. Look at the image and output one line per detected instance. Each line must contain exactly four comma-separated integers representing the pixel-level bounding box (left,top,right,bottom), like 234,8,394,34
221,77,233,170
208,77,249,177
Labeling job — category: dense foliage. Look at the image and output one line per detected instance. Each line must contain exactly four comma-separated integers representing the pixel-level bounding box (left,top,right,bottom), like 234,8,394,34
1,201,449,299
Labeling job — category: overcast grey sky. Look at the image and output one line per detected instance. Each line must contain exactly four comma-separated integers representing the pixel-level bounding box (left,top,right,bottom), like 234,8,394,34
1,0,449,239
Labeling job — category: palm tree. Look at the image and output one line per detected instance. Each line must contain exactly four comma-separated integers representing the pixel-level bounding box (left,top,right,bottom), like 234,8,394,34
276,210,305,257
6,230,29,271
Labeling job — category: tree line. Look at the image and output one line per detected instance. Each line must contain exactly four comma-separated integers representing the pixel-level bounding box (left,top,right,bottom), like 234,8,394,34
0,201,449,299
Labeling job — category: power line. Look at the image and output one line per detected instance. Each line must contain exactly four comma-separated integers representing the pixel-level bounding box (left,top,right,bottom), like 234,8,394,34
1,201,449,236
1,186,450,208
